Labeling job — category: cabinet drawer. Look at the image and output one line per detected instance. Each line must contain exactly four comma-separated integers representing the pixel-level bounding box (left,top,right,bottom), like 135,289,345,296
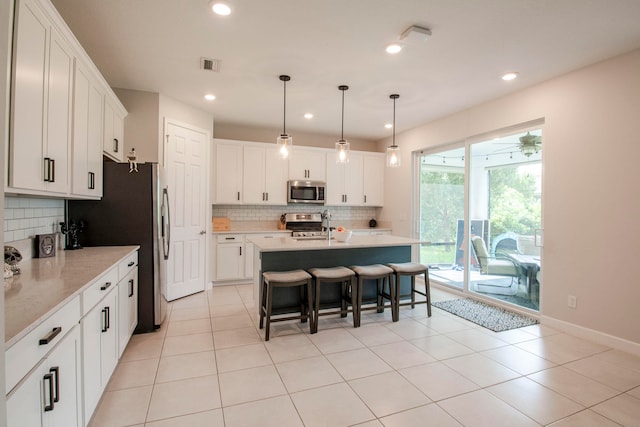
118,251,138,280
82,266,118,315
217,234,244,243
5,295,81,394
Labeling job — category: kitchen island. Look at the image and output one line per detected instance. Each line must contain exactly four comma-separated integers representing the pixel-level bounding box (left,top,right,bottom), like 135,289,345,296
249,234,423,315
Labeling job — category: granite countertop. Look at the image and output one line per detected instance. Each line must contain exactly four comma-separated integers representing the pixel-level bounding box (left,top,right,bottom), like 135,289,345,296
248,234,421,252
4,245,139,348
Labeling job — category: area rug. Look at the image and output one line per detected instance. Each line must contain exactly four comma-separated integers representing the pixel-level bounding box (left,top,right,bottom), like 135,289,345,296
432,298,539,332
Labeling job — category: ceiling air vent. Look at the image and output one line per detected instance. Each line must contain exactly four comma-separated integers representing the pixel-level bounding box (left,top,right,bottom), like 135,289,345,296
200,57,221,72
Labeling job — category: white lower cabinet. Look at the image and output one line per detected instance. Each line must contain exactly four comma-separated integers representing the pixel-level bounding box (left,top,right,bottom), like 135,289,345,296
214,234,245,281
5,249,139,427
213,233,284,283
118,267,138,357
82,284,118,422
7,326,82,427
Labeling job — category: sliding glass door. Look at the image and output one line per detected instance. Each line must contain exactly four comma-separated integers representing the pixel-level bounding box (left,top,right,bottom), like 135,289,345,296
417,127,542,312
417,146,465,289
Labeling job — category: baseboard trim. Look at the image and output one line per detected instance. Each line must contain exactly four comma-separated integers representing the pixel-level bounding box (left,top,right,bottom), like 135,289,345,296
541,315,640,357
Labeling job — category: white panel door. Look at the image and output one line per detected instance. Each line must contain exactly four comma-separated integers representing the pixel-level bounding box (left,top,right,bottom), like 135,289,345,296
166,122,208,301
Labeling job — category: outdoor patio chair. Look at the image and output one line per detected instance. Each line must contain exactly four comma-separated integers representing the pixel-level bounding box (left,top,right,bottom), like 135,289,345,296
471,236,522,279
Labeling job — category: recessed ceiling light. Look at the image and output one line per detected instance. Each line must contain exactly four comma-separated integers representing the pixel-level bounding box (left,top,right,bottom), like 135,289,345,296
204,94,216,101
304,113,314,119
386,43,402,54
210,1,231,15
502,72,518,81
384,123,393,129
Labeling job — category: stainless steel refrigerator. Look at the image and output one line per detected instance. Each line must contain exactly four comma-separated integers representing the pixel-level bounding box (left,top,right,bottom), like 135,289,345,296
67,161,169,333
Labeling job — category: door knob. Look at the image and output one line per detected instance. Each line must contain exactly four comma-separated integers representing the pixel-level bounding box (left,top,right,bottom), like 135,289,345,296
199,230,206,235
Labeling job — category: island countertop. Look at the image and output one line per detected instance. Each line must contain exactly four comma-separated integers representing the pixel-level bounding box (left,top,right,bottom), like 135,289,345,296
4,245,139,348
248,234,422,252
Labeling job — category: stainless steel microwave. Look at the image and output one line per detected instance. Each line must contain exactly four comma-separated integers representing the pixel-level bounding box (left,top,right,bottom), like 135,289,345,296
287,180,326,204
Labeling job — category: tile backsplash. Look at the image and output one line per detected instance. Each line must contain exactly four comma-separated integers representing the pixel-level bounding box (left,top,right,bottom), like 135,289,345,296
4,196,64,243
212,204,380,222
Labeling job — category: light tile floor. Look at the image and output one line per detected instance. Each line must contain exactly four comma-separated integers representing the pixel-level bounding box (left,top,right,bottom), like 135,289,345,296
89,284,640,427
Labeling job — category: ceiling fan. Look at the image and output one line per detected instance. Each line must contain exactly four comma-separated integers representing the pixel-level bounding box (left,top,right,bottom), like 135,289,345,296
492,132,542,158
518,132,542,157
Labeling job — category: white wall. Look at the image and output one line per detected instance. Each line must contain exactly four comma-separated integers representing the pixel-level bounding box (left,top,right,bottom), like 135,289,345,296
379,48,640,349
114,88,160,163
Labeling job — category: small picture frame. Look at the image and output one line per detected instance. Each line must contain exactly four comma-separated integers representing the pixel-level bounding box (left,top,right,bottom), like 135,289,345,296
35,233,57,258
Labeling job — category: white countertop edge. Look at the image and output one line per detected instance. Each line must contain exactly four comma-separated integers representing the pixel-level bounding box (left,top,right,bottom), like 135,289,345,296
211,228,392,235
248,234,422,252
5,245,140,349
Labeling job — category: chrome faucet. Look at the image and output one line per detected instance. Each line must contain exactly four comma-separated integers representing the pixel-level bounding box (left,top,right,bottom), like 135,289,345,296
321,209,332,240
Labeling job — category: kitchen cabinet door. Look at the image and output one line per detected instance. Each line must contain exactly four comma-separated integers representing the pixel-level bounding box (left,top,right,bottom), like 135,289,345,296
214,141,243,204
289,147,326,181
7,326,81,427
263,146,289,204
326,152,363,206
71,61,104,198
82,288,118,421
243,145,288,205
103,96,126,162
215,243,244,280
9,0,73,195
362,154,384,206
117,268,138,357
344,153,363,206
244,242,254,279
325,157,346,205
242,145,267,204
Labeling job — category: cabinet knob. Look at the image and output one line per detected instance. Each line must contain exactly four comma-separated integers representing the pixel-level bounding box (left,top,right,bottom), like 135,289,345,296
200,230,206,235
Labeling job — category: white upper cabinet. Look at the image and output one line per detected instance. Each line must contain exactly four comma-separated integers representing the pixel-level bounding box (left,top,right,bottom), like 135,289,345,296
214,140,243,204
243,144,288,205
102,95,126,162
71,60,104,198
9,0,73,195
362,153,384,206
8,0,127,199
213,139,384,207
288,146,326,181
326,152,364,206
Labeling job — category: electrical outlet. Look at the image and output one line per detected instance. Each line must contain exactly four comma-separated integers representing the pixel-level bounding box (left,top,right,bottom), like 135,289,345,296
568,295,577,309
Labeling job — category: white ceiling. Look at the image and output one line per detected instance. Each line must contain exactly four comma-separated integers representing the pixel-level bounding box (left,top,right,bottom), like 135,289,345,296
50,0,640,141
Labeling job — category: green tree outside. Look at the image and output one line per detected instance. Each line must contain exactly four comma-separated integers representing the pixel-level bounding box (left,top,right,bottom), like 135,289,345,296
419,164,540,264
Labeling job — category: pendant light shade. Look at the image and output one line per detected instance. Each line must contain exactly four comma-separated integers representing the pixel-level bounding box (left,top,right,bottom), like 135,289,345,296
277,75,292,159
386,94,401,168
335,85,350,164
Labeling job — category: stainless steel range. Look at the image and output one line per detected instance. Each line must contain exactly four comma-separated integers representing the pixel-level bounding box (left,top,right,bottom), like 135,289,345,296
284,212,327,239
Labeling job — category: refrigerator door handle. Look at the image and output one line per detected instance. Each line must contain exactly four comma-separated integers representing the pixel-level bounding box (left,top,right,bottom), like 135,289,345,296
162,187,171,260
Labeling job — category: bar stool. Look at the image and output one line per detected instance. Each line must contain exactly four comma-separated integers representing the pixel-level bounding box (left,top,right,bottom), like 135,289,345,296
307,266,357,332
349,264,394,327
386,262,431,319
259,269,313,341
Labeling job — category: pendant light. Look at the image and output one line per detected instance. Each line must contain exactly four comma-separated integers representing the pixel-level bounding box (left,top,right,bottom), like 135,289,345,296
386,94,400,168
335,85,350,164
277,75,292,159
